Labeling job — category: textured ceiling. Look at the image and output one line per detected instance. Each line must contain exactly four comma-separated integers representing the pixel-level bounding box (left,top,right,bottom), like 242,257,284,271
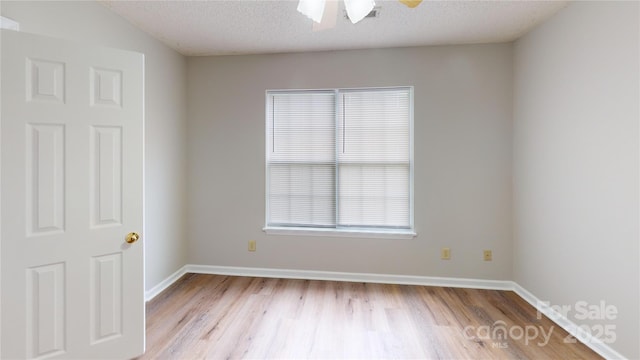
101,0,569,56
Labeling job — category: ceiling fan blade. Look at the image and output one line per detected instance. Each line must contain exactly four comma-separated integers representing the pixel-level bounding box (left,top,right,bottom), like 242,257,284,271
399,0,423,8
297,0,327,23
344,0,375,24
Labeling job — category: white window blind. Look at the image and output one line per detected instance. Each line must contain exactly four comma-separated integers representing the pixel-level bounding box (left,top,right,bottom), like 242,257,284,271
266,87,413,232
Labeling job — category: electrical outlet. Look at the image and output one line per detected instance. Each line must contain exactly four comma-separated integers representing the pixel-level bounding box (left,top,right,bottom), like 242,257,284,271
248,240,256,252
483,250,492,261
441,247,451,260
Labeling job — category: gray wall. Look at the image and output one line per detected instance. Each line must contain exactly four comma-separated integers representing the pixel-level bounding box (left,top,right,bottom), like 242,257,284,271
513,2,639,358
187,45,514,280
0,1,189,293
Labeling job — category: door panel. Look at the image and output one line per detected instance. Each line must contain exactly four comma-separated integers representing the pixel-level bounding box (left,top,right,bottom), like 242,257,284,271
90,125,123,228
90,253,123,344
1,30,144,359
26,262,66,359
26,123,66,235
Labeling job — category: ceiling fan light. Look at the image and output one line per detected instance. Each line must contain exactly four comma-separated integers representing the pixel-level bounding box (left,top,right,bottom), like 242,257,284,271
297,0,327,23
399,0,423,8
344,0,375,24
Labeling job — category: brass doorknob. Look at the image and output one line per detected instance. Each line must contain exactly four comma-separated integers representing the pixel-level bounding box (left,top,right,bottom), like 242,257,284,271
125,232,140,244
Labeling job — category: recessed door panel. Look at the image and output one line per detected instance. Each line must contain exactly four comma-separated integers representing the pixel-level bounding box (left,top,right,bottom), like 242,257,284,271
90,67,122,108
90,253,123,344
90,126,122,228
26,263,66,359
26,59,65,104
26,124,65,236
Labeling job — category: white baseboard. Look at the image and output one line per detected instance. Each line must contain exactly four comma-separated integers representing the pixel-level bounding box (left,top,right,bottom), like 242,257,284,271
512,283,626,360
185,264,514,290
144,265,188,302
146,264,627,360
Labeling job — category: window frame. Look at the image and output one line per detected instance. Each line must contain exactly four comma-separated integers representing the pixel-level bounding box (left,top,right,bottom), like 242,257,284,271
264,86,416,239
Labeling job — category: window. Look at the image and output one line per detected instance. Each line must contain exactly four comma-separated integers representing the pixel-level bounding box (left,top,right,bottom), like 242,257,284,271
265,87,414,238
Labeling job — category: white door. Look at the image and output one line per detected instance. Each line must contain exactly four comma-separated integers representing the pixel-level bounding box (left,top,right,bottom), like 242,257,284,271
1,30,144,359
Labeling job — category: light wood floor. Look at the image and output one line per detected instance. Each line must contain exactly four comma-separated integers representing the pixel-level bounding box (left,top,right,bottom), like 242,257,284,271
138,274,601,359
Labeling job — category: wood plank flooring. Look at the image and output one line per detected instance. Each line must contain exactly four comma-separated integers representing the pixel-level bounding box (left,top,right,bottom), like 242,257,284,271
138,274,601,359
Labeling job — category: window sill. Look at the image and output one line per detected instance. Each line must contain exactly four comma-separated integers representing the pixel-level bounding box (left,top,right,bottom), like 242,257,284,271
263,226,417,239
